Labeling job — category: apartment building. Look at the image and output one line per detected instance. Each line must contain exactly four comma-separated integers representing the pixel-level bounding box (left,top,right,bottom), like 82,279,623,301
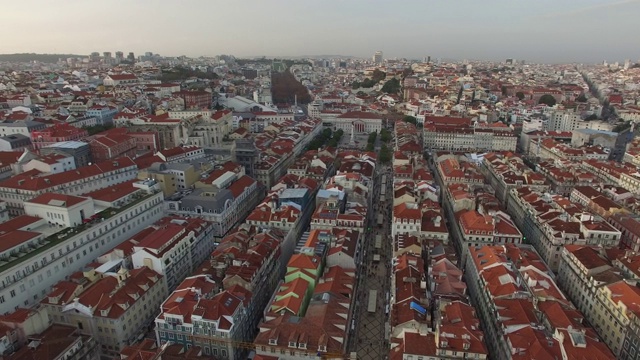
506,187,622,271
5,324,100,360
481,152,549,205
254,265,356,360
423,117,517,152
166,175,263,239
452,209,523,263
167,110,231,148
41,267,166,357
115,113,185,150
0,182,164,314
557,245,640,357
529,138,609,162
0,306,50,356
131,217,215,292
120,338,215,359
207,227,285,332
324,111,382,134
466,244,614,360
0,156,138,216
0,121,46,139
30,123,89,150
547,109,613,132
155,275,253,359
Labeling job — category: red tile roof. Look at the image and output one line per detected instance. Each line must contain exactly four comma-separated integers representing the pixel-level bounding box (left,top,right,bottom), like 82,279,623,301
26,193,88,207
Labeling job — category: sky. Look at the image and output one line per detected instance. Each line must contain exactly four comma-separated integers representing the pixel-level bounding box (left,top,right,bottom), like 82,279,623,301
1,0,639,64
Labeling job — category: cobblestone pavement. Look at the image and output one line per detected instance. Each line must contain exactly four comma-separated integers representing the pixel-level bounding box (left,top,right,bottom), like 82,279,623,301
349,165,393,360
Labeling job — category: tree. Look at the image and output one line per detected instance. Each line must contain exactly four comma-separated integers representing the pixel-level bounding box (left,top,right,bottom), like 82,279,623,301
585,114,598,121
380,129,392,143
403,116,417,125
379,144,392,164
367,132,377,144
365,143,375,152
515,92,525,101
372,69,386,82
381,78,401,94
271,70,312,104
538,94,557,107
84,124,114,136
576,93,588,102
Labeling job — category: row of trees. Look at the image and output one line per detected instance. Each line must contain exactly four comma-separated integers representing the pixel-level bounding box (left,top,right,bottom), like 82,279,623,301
159,66,218,82
307,128,345,149
84,124,114,135
365,132,377,151
306,128,333,150
380,128,392,142
327,129,344,148
379,144,392,163
271,70,312,104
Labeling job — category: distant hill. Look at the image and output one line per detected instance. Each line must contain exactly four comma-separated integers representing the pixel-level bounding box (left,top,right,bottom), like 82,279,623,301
0,53,85,63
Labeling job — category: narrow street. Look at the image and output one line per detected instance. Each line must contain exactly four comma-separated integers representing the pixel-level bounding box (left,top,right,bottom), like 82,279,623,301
349,163,393,359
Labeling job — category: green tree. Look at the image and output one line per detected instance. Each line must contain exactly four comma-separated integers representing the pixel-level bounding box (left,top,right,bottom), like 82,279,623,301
372,69,386,82
515,92,525,100
381,78,401,94
380,129,392,143
585,114,598,121
538,94,557,107
84,124,114,136
379,144,392,164
367,132,377,144
365,143,374,152
403,116,417,125
576,93,588,102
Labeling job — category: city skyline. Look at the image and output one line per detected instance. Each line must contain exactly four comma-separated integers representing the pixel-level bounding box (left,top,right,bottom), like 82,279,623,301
1,0,639,63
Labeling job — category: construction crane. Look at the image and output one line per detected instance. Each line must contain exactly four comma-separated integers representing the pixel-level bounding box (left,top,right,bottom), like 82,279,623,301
187,333,354,359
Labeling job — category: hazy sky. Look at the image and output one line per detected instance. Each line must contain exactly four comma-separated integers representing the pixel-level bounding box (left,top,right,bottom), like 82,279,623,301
1,0,639,63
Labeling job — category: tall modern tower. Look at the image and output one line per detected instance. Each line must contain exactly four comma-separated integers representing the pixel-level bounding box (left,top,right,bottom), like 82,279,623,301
373,51,383,65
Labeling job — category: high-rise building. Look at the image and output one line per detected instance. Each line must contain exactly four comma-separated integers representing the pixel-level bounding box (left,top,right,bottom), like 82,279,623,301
127,52,135,62
103,51,112,65
115,51,124,64
89,52,100,62
373,50,383,64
